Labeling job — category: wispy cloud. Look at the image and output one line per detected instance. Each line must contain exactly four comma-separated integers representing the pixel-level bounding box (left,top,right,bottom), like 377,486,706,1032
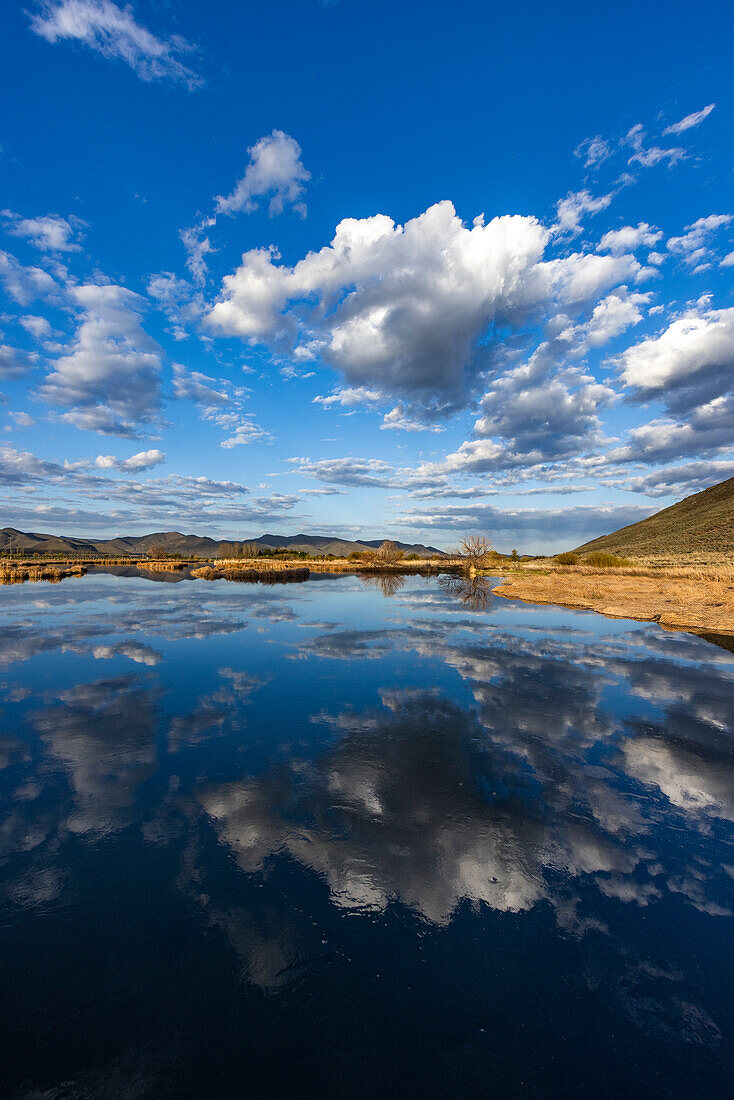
663,103,715,136
28,0,203,89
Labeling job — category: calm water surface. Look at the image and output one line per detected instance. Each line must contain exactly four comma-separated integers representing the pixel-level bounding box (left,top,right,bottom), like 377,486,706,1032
1,571,732,1098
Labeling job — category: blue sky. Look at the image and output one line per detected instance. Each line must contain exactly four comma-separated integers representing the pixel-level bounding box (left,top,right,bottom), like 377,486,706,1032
0,0,732,551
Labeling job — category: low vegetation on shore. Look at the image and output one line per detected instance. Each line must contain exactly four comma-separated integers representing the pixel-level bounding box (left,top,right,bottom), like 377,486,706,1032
0,563,86,585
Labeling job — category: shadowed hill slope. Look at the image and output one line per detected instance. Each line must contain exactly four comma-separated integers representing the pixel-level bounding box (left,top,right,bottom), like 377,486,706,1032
575,477,734,557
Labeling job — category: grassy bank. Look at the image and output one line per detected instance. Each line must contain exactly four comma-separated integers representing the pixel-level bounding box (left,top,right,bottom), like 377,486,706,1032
489,558,734,637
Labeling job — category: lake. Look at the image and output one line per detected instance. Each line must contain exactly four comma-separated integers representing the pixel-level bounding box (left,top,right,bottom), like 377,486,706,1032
1,570,732,1098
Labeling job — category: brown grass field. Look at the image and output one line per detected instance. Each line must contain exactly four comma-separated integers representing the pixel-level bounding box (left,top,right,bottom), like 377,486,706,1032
490,557,734,638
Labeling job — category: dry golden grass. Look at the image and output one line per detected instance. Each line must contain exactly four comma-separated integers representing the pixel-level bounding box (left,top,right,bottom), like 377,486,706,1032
515,559,734,584
136,560,188,571
492,559,734,637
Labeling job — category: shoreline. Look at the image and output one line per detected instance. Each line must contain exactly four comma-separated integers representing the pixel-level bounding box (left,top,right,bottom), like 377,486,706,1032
3,556,733,642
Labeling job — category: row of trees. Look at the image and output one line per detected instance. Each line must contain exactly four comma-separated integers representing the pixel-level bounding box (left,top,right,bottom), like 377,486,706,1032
144,536,508,567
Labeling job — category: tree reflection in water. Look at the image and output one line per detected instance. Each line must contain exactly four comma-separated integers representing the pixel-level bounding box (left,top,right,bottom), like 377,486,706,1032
358,572,407,598
438,571,493,610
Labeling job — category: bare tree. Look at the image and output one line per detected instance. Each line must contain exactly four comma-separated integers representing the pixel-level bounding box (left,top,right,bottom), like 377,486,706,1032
375,540,402,565
457,535,493,570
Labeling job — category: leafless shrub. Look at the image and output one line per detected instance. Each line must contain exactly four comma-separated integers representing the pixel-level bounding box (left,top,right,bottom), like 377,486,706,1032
456,535,493,569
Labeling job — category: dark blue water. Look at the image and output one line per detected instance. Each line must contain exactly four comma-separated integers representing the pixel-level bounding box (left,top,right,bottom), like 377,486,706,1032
1,570,732,1098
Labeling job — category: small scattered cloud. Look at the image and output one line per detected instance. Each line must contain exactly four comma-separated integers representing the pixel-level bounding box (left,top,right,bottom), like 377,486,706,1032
147,272,204,337
667,215,732,267
218,416,272,449
573,135,613,170
554,189,613,235
8,411,36,429
584,288,650,347
597,223,662,254
172,365,228,406
215,130,310,218
625,124,685,169
95,449,165,472
179,220,215,287
290,456,395,488
2,210,86,252
18,314,54,339
313,386,383,409
381,406,444,432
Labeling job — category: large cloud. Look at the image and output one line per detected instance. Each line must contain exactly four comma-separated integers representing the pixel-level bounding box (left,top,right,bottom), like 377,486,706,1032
207,202,550,415
206,200,646,422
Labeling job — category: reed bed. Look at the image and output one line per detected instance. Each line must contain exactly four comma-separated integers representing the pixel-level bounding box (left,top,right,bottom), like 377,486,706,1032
192,564,310,583
0,563,86,585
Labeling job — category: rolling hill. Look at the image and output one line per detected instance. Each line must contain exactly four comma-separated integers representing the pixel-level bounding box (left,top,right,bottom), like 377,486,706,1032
0,528,443,559
575,476,734,557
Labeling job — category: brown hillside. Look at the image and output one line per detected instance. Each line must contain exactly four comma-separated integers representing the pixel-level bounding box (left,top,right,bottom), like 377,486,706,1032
575,477,734,557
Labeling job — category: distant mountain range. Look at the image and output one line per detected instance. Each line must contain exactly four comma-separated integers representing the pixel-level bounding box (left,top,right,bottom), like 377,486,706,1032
0,528,444,559
575,476,734,557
